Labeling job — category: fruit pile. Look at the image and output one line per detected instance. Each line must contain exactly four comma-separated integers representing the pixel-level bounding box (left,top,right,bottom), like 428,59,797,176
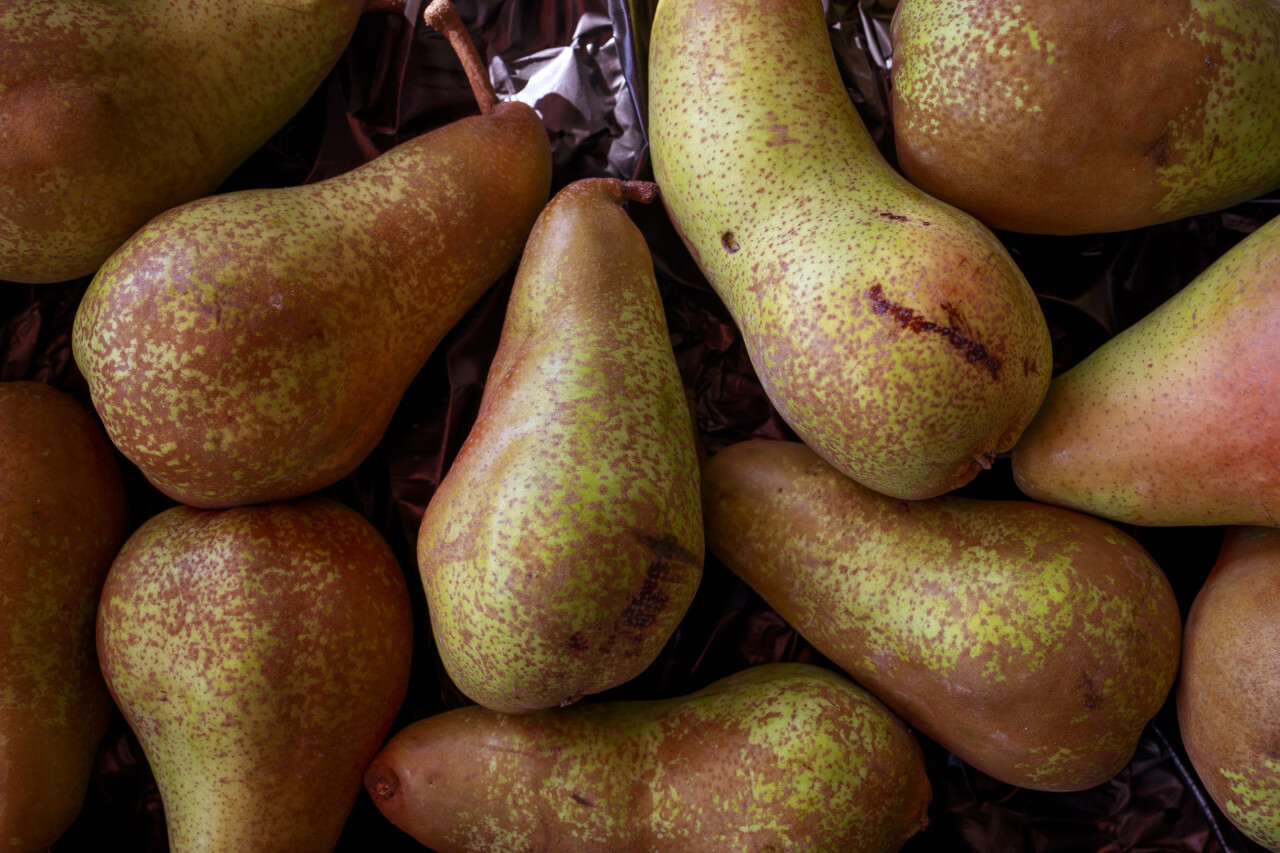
2,0,1278,850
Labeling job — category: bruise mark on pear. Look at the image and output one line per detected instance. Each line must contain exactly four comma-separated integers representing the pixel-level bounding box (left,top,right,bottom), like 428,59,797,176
1081,672,1102,710
1144,131,1171,167
620,533,701,635
867,283,1002,377
633,531,701,566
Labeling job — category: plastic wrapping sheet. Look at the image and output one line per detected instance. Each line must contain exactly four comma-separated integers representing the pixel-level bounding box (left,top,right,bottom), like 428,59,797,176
1,0,1276,850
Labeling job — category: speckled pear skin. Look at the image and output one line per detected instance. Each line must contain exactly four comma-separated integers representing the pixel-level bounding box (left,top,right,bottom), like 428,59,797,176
364,662,932,853
1011,214,1280,527
95,498,414,853
72,101,552,509
647,0,1051,501
417,178,702,714
0,0,373,284
702,439,1183,792
891,0,1280,236
0,382,127,852
1179,527,1280,851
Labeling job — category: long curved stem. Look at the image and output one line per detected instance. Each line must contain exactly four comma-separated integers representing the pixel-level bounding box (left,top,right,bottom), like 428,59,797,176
423,0,499,116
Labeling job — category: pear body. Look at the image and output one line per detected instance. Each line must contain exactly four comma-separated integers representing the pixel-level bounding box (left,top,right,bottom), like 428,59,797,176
892,0,1280,235
648,0,1051,500
701,439,1182,792
95,498,414,852
72,103,551,508
417,178,702,713
365,662,931,853
1179,527,1280,851
1012,214,1280,526
0,0,369,284
0,381,127,851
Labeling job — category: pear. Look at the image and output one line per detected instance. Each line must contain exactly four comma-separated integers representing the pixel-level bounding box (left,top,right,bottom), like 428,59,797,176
891,0,1280,235
1179,526,1280,851
0,0,393,284
647,0,1052,501
95,497,414,852
364,662,932,853
0,381,127,852
701,439,1182,792
1011,212,1280,527
417,178,703,713
70,0,552,509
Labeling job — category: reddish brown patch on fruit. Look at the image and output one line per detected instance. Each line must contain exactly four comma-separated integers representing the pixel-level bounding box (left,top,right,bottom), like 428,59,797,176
621,561,673,631
1080,672,1102,710
867,284,1002,377
1144,131,1171,167
620,533,700,634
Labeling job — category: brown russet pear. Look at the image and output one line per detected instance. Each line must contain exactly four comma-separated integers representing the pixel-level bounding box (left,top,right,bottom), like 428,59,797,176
1179,527,1280,851
702,439,1182,792
71,0,552,508
891,0,1280,235
648,0,1052,501
1012,213,1280,527
0,381,127,852
0,0,397,284
417,178,702,714
364,662,932,853
96,498,413,852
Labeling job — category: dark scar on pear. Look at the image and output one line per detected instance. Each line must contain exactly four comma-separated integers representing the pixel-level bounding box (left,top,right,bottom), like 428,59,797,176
867,284,1001,377
619,533,699,633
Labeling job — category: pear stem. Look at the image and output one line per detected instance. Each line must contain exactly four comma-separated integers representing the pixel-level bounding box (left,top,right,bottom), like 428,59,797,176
423,0,499,116
363,0,408,13
620,181,659,205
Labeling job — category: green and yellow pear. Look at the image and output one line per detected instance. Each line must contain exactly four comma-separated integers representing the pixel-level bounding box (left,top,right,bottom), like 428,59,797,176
0,381,127,852
891,0,1280,235
96,498,414,852
702,439,1182,792
1179,526,1280,851
1,0,392,284
1012,213,1280,527
365,662,932,853
648,0,1052,501
417,178,702,714
71,1,552,508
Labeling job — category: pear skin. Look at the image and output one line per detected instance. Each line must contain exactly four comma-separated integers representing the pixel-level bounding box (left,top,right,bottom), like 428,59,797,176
72,96,552,509
365,662,932,853
701,439,1182,792
0,381,127,852
892,0,1280,235
0,0,378,284
648,0,1052,500
1012,213,1280,527
417,178,702,713
1179,526,1280,850
95,498,414,852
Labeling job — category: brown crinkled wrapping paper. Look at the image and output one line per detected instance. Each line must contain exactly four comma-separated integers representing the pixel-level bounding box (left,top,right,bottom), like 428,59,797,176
0,0,1274,849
